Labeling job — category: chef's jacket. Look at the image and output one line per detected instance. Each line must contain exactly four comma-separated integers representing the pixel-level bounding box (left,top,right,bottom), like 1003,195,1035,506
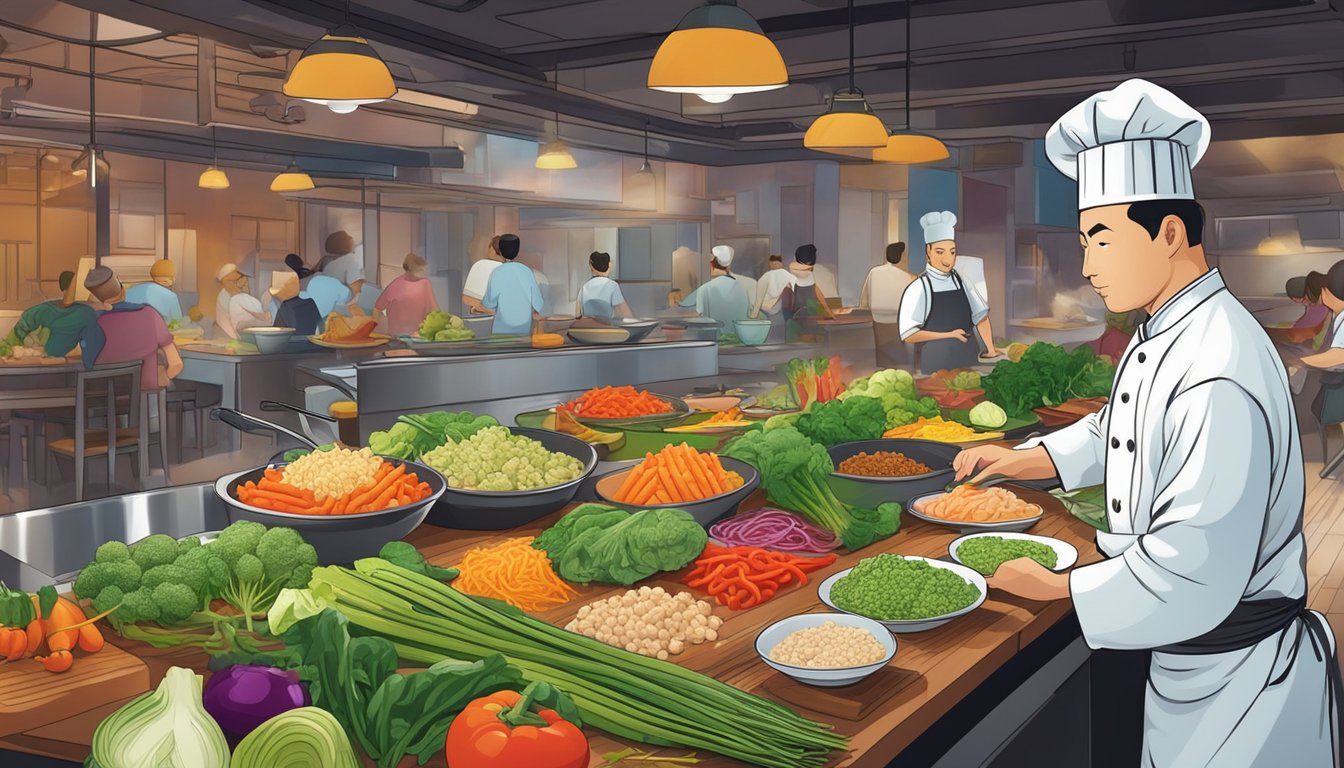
482,261,543,336
898,265,989,340
679,275,750,327
860,263,915,324
754,269,797,317
1019,269,1336,766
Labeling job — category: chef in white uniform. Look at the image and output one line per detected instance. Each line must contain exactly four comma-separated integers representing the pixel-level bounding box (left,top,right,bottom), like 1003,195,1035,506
953,78,1339,767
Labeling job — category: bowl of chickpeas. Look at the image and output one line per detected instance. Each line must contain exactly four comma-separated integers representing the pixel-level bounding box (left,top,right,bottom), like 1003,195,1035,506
215,449,446,563
755,612,897,687
826,439,960,510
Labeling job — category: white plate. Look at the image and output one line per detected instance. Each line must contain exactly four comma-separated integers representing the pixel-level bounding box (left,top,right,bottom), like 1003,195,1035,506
818,557,987,634
755,612,897,687
949,532,1078,574
907,490,1043,533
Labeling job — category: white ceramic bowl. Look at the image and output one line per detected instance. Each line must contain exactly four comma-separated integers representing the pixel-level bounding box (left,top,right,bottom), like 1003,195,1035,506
818,556,987,633
948,532,1078,574
755,612,897,687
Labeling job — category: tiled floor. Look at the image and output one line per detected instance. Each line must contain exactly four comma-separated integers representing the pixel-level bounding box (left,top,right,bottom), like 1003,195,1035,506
1302,459,1344,651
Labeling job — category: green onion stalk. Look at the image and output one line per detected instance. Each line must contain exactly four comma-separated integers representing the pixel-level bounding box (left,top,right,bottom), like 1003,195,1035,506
308,559,848,768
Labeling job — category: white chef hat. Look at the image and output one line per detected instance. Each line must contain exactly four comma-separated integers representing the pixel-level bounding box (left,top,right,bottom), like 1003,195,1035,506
1045,78,1210,211
920,211,956,244
711,244,735,267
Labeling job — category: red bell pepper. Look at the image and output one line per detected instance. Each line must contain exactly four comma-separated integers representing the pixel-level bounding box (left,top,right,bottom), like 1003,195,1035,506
445,682,589,768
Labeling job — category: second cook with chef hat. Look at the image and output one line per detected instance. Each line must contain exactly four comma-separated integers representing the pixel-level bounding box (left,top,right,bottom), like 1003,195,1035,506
898,211,1000,374
678,244,751,329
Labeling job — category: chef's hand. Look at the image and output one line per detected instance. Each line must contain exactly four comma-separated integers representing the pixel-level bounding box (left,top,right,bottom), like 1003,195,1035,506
987,558,1069,601
943,329,969,343
953,444,1057,484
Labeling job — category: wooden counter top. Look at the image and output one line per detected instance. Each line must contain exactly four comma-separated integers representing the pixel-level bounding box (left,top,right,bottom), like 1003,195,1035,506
0,490,1102,768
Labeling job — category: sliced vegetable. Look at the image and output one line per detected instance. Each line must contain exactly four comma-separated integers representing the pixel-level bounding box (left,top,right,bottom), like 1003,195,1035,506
454,537,576,612
446,681,590,768
202,664,310,743
610,443,744,505
231,707,359,768
559,385,674,419
707,509,839,554
684,545,837,610
89,666,230,768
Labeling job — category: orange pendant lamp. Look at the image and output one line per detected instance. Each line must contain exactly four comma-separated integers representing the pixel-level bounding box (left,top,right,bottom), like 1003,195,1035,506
283,3,396,114
872,0,948,164
648,0,788,104
803,0,887,151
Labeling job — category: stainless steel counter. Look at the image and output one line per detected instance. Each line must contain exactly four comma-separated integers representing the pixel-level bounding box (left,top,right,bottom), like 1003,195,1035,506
350,340,719,440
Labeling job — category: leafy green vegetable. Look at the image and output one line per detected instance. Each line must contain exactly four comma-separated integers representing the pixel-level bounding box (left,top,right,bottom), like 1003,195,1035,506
418,310,468,340
982,342,1115,417
794,396,886,447
534,504,707,586
948,371,982,392
968,401,1008,429
286,609,540,768
368,410,500,460
838,368,939,429
1052,486,1110,533
376,541,458,581
763,412,801,431
89,667,230,768
231,707,359,768
755,383,796,411
722,427,901,550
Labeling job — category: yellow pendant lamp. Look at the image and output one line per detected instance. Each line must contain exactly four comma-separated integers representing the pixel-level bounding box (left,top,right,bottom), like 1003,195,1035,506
271,160,315,192
283,3,396,114
648,0,787,104
198,126,230,189
872,0,948,164
537,67,578,170
804,0,887,151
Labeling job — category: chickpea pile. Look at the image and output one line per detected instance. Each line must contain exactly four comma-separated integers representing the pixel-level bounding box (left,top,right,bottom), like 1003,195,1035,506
768,621,888,669
564,586,724,660
837,451,933,478
281,446,381,500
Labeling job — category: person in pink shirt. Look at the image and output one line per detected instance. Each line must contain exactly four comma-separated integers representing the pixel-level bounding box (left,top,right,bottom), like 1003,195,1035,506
374,253,440,337
86,266,183,391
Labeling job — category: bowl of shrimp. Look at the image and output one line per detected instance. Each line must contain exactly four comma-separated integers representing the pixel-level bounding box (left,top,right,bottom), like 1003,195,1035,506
906,483,1043,533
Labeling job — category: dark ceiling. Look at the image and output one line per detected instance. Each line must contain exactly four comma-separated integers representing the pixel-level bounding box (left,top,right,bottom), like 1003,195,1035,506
26,0,1344,165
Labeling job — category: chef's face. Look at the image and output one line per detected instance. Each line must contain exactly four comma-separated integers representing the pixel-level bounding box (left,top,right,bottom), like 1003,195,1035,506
1079,204,1177,313
925,241,956,272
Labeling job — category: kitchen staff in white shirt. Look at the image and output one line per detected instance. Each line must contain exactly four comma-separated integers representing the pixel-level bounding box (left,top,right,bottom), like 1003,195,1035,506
898,213,999,374
861,242,915,368
320,231,365,312
752,254,797,342
575,251,630,321
954,78,1339,768
463,235,505,316
214,263,269,339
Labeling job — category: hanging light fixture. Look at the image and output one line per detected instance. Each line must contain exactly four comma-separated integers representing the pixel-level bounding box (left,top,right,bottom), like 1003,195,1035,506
271,159,315,192
635,120,654,177
198,125,230,189
872,0,949,164
536,66,577,170
283,0,397,114
804,0,887,151
648,0,787,105
74,33,106,187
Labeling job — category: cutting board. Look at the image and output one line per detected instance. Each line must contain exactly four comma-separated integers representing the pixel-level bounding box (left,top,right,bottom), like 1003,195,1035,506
0,644,151,737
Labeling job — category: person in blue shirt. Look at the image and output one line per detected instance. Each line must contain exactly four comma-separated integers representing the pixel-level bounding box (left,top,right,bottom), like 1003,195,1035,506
679,245,750,327
124,259,183,325
575,251,630,321
482,234,543,336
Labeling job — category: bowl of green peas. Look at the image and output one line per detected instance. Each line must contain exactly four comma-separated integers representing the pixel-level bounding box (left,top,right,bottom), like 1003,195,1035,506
817,553,986,633
948,532,1077,576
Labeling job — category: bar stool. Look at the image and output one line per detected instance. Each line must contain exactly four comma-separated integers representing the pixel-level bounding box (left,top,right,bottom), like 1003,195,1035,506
167,381,223,458
46,362,144,500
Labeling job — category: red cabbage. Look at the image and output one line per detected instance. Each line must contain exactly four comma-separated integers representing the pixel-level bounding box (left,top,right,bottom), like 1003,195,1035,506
202,665,309,744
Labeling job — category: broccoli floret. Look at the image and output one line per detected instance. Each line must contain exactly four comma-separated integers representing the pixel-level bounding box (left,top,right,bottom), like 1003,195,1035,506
255,527,319,589
223,553,282,632
177,536,202,556
206,521,266,566
73,560,143,601
130,535,181,571
152,582,199,626
94,541,131,564
92,585,125,617
175,547,230,602
118,588,161,624
234,553,266,585
141,564,189,591
795,396,886,447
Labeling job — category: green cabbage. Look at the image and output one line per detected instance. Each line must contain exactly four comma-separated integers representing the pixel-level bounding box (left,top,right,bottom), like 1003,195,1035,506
969,401,1008,429
231,707,359,768
89,667,230,768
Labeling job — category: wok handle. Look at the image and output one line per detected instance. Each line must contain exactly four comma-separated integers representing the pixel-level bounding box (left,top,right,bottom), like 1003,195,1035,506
260,399,337,423
211,407,319,449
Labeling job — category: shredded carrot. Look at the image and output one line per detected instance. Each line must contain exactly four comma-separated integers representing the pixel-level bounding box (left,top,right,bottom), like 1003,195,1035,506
684,544,837,610
236,458,432,516
452,537,576,613
612,443,743,506
558,385,674,419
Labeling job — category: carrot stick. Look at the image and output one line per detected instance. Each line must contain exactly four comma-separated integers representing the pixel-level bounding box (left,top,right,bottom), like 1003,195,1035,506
615,462,646,499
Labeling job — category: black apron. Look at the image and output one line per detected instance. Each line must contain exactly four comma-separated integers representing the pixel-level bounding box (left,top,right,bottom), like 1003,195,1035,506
917,271,980,375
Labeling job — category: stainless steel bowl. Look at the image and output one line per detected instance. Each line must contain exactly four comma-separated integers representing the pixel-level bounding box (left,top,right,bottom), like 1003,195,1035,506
424,427,599,530
248,326,296,354
827,439,961,509
215,458,445,563
591,455,760,527
618,318,661,342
